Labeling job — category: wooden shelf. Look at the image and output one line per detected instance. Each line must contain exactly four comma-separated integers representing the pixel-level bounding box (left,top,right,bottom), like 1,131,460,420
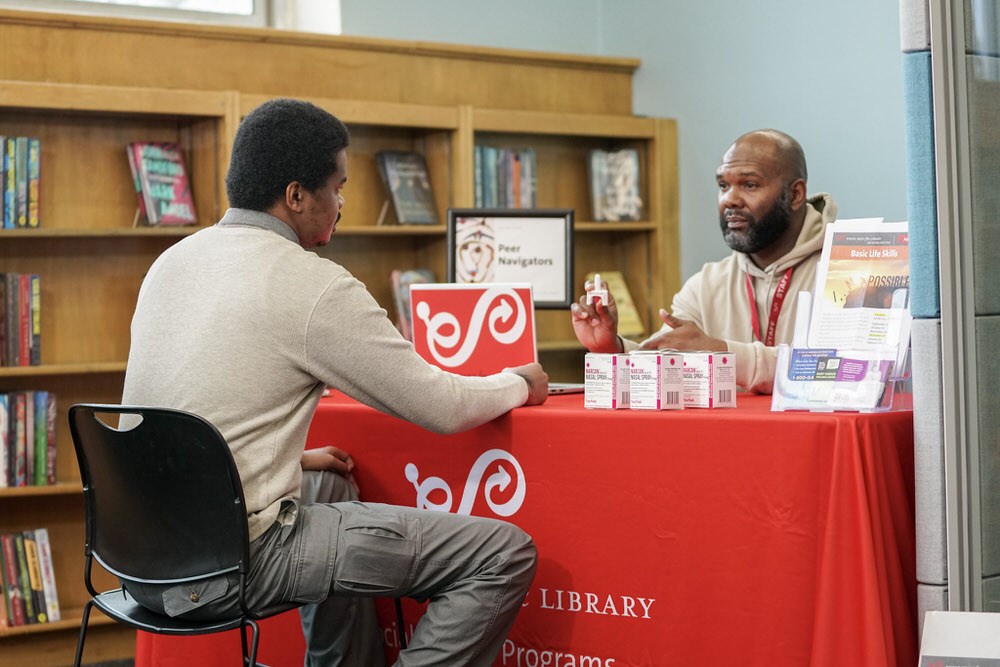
576,221,656,232
0,363,127,377
0,483,83,498
334,224,447,236
0,608,114,638
0,226,203,238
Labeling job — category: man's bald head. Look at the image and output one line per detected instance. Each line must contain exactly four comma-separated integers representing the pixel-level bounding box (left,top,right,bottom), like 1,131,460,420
726,129,808,183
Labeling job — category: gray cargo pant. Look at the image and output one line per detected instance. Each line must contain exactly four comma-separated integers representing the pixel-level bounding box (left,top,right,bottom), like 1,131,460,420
129,470,537,667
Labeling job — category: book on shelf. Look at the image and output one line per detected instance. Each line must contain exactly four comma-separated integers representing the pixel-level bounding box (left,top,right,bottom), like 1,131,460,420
0,569,6,628
3,137,15,229
586,270,645,338
27,138,40,228
12,533,35,624
473,145,536,209
45,394,56,486
128,141,197,226
588,148,643,222
0,533,26,627
32,391,48,486
0,273,40,367
0,529,59,627
34,528,59,622
1,391,56,488
375,150,438,225
22,531,47,623
0,395,7,489
12,393,26,487
391,269,436,341
126,143,148,223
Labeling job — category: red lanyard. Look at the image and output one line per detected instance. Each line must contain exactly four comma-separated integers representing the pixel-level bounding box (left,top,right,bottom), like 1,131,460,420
744,267,794,346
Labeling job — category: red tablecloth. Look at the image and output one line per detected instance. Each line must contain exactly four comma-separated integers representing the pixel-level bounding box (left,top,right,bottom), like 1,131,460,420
138,394,916,667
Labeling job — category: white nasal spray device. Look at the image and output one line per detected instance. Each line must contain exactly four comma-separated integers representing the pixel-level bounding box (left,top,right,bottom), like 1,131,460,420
587,273,609,306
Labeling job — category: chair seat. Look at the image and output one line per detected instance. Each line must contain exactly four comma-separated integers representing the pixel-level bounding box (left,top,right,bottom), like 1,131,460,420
93,588,248,635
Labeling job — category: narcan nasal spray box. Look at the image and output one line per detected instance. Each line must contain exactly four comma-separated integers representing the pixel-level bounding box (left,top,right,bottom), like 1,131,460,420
629,350,684,410
682,352,737,408
584,353,630,409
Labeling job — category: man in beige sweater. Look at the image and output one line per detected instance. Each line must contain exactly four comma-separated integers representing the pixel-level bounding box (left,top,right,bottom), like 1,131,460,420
571,129,838,394
122,98,547,666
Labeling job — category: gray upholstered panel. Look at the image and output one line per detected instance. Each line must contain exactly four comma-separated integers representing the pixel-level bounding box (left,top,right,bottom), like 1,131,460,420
976,316,1000,576
969,55,1000,315
900,0,930,52
917,583,948,638
985,574,1000,611
913,318,948,584
903,51,940,318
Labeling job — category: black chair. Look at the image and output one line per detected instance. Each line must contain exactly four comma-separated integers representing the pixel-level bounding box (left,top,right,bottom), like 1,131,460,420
68,404,300,667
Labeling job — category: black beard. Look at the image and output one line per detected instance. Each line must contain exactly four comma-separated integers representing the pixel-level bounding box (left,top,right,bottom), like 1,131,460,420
719,189,792,254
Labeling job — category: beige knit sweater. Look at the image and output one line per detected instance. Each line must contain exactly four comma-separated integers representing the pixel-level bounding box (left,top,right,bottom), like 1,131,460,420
123,209,527,540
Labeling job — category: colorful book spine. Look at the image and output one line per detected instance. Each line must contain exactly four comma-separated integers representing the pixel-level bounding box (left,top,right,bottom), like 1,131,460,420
0,135,5,230
29,273,40,366
14,137,28,228
13,533,35,623
13,393,26,487
0,566,7,628
22,531,47,623
33,391,48,486
0,276,4,366
3,273,17,366
0,534,26,626
0,394,8,488
34,528,59,622
23,390,33,487
3,138,15,229
27,138,40,228
17,274,30,366
45,394,56,486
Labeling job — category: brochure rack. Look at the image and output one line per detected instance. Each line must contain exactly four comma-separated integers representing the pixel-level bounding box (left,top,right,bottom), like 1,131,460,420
771,218,913,412
772,287,912,412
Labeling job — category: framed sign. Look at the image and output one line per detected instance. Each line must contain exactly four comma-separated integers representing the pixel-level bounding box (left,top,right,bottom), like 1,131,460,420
446,208,574,308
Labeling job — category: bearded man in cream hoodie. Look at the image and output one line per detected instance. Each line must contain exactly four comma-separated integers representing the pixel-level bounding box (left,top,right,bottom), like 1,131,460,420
571,129,837,394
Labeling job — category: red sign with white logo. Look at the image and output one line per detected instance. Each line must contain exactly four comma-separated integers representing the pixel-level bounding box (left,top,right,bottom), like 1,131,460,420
410,283,537,376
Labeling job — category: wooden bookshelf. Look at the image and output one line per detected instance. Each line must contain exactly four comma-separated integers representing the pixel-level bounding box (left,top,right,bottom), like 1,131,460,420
0,8,678,664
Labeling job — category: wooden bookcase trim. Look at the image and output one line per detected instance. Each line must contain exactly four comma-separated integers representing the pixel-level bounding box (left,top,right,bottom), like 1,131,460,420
473,108,656,138
239,93,460,130
0,79,230,117
0,9,640,74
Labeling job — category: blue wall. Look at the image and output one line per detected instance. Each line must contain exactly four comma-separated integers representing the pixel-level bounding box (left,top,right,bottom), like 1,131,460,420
341,0,907,280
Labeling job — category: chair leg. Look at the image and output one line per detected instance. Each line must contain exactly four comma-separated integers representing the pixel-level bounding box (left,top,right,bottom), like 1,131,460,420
73,599,95,667
240,622,250,665
395,598,407,650
244,618,261,667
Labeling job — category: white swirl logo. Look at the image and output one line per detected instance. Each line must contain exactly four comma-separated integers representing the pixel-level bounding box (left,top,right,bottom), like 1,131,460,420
404,449,526,517
414,287,527,368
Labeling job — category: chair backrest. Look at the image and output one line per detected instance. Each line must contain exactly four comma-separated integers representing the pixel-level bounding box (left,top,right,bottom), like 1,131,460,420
68,404,250,585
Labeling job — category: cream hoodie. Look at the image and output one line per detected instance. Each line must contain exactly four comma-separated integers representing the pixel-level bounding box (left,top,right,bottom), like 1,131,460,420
626,193,838,394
